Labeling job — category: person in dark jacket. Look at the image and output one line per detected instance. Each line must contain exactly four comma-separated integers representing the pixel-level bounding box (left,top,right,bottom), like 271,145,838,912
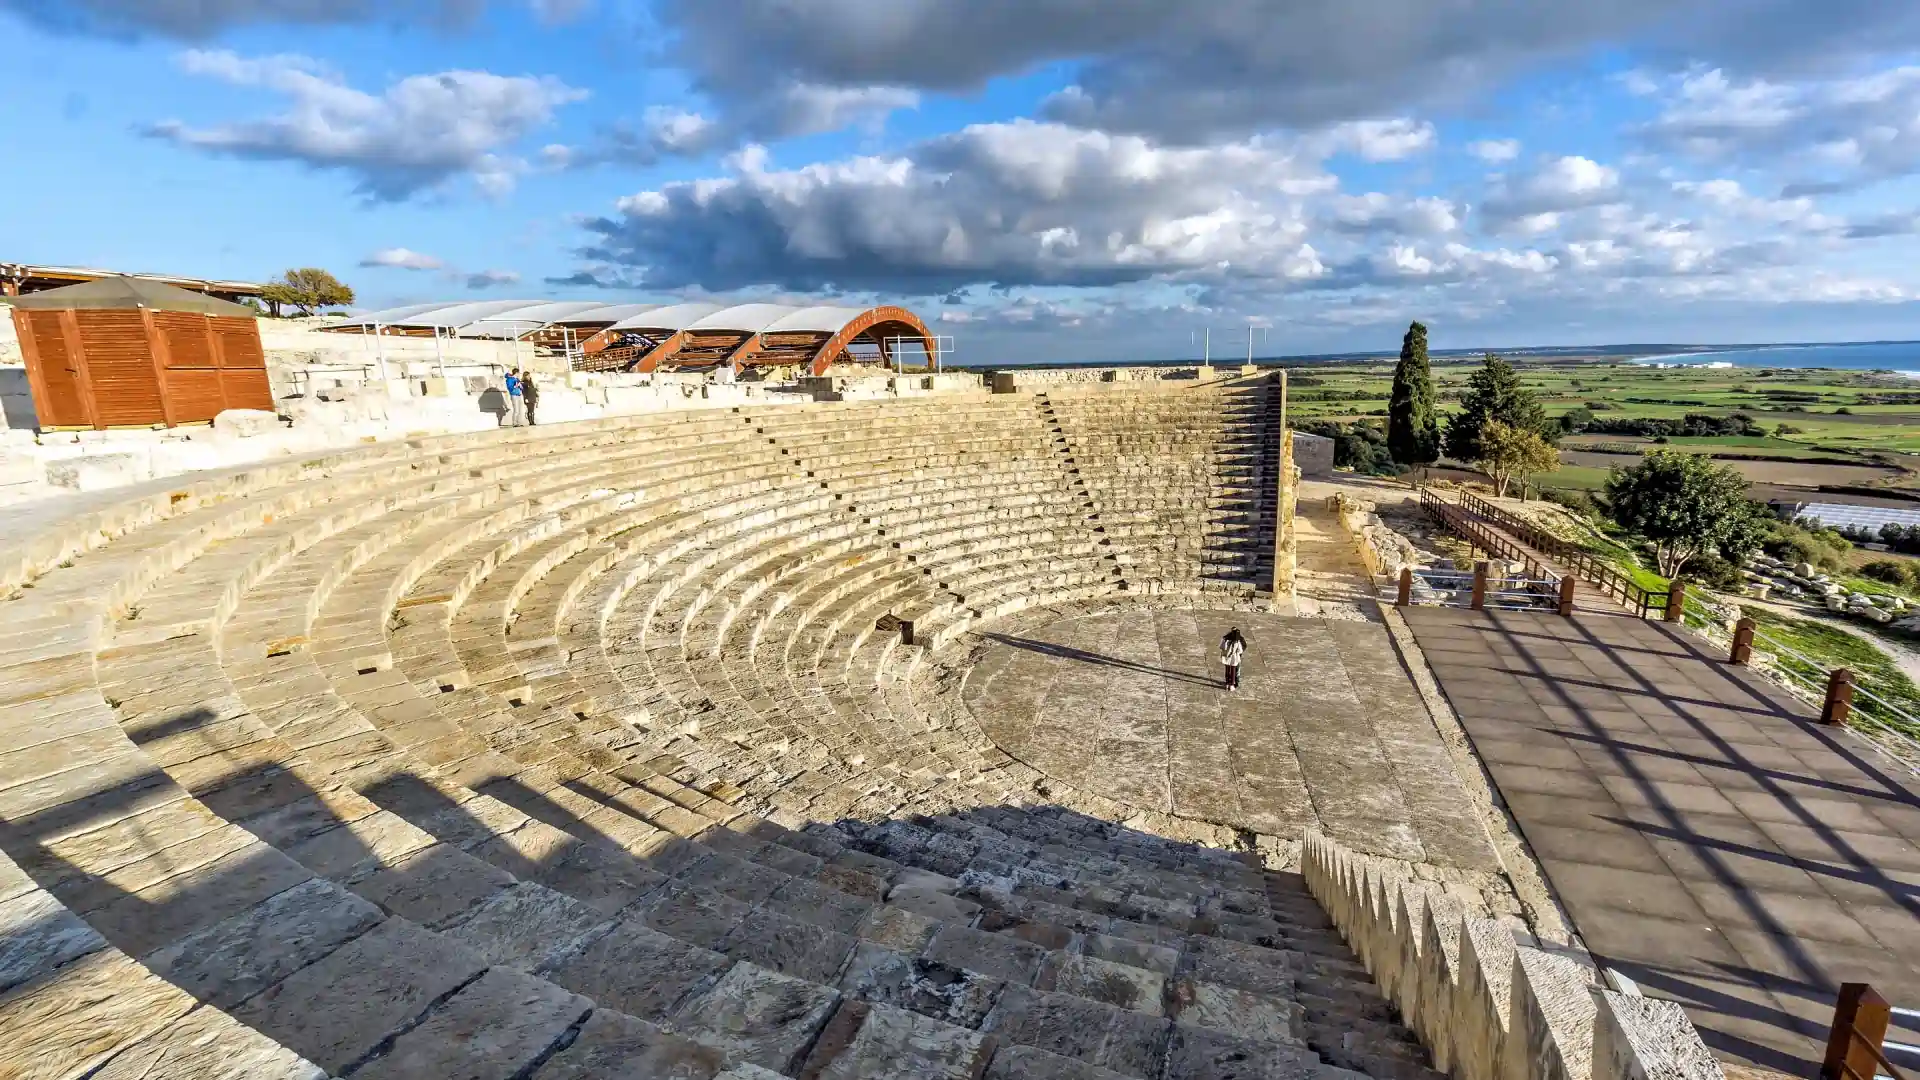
521,370,540,426
1220,627,1247,691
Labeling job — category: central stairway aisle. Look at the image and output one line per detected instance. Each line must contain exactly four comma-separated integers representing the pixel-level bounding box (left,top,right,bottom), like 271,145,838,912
1,392,1448,1079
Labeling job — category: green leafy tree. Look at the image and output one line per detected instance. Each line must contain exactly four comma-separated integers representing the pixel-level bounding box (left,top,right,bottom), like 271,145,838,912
1444,353,1549,461
1474,420,1560,498
1557,405,1594,433
1386,320,1440,465
259,267,355,317
1604,450,1771,578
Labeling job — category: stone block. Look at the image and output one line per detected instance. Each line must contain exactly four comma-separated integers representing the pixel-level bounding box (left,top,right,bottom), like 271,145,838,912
540,918,732,1021
213,409,284,439
804,1001,995,1080
46,452,150,492
231,916,487,1075
532,1009,726,1080
838,941,1006,1028
670,962,840,1075
90,1001,328,1080
1590,991,1724,1080
351,966,590,1080
0,949,197,1080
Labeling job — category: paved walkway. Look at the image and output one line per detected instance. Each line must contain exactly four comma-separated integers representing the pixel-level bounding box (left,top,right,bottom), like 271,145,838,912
1402,606,1920,1075
962,609,1502,871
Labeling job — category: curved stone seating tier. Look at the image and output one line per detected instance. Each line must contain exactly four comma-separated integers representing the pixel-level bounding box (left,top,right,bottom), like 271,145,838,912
0,390,1491,1080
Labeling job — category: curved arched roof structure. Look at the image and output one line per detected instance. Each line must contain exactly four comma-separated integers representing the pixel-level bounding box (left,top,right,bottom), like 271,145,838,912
322,299,937,375
578,302,938,375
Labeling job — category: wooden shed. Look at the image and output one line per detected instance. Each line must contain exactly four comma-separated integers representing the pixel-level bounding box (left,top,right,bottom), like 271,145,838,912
7,276,273,429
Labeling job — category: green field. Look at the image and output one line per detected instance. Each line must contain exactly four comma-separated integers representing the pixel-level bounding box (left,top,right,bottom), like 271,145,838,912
1284,359,1920,493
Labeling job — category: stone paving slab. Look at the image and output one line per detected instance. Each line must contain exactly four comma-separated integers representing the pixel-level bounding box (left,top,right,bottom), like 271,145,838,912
962,609,1499,869
1402,606,1920,1075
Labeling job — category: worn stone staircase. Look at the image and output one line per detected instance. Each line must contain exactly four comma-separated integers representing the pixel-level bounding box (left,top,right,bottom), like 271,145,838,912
0,385,1445,1079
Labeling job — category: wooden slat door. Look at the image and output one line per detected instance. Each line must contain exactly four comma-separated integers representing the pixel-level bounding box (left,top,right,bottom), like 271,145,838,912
73,310,165,426
13,309,91,428
210,317,274,411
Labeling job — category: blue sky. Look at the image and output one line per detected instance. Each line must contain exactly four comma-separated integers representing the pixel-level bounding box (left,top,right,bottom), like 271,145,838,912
7,1,1920,362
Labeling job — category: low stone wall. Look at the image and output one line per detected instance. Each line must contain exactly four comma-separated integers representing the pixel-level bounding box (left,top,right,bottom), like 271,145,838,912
989,364,1253,392
1274,430,1300,602
796,372,986,399
1302,829,1723,1080
1330,493,1422,580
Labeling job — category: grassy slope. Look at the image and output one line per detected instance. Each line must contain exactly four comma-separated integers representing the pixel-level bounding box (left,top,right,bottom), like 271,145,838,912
1739,605,1920,738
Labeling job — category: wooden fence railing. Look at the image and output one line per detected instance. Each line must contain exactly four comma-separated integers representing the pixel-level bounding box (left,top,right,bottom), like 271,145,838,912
1450,490,1674,618
1823,983,1917,1080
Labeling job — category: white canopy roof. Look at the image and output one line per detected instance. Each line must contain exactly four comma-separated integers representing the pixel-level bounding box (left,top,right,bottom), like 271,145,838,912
330,302,456,327
548,303,662,325
605,302,726,333
761,305,872,335
456,301,612,337
686,303,800,334
381,300,543,330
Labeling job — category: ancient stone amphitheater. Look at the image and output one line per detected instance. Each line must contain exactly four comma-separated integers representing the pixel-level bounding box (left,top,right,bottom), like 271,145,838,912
0,380,1705,1080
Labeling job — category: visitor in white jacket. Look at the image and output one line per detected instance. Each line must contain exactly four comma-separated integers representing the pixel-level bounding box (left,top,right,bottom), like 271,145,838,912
1220,627,1247,691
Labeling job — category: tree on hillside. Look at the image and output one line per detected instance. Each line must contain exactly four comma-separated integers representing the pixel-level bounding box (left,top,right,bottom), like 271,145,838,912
1387,320,1440,465
259,268,354,317
1604,450,1771,578
1474,420,1559,498
1444,352,1549,462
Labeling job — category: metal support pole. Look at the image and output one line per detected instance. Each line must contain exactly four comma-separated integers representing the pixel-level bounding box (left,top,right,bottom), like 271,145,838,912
1558,575,1577,617
1397,567,1413,608
1471,561,1489,611
1664,580,1686,622
1822,668,1856,726
1730,617,1756,665
1822,983,1891,1080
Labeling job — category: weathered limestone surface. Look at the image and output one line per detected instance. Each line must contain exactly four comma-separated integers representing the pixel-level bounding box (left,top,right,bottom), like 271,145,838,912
0,389,1723,1079
963,609,1499,868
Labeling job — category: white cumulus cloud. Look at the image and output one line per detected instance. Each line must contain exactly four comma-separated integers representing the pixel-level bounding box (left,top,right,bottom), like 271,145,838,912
150,50,587,200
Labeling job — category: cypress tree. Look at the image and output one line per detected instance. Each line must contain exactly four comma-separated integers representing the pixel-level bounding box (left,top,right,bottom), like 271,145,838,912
1387,321,1439,465
1444,352,1549,462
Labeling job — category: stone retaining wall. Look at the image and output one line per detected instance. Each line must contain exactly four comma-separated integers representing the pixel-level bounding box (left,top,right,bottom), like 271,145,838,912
1302,829,1724,1080
989,365,1258,391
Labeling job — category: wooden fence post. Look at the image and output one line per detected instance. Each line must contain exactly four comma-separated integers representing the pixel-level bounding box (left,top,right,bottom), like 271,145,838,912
1822,668,1856,726
1470,561,1489,611
1730,617,1756,665
1557,575,1576,617
1821,983,1890,1080
1397,567,1413,608
1664,580,1686,622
